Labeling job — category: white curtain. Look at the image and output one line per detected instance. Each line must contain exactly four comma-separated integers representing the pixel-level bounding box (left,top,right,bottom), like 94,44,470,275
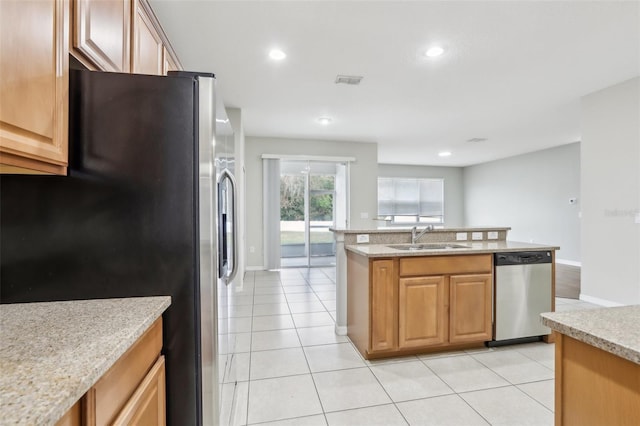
334,163,349,229
263,158,281,269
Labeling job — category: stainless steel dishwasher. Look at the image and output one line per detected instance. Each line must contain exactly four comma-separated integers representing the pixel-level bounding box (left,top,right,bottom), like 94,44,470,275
491,251,552,345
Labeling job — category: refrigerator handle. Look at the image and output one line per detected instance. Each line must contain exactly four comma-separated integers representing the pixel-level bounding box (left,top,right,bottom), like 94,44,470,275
221,168,239,285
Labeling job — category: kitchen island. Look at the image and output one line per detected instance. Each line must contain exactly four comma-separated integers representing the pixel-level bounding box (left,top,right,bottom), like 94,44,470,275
338,227,559,359
332,226,558,337
541,306,640,425
0,296,170,425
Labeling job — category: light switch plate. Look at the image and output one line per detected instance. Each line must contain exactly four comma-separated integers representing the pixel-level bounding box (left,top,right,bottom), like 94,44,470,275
456,232,467,241
472,232,483,240
357,234,370,243
488,231,498,240
360,212,369,219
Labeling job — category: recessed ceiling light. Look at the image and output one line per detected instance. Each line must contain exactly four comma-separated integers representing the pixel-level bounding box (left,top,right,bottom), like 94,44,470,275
425,46,445,58
269,49,286,60
317,117,332,126
438,151,452,157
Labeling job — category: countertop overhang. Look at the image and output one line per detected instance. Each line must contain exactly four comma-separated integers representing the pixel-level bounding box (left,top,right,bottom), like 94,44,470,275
345,240,559,258
330,226,511,234
541,305,640,365
0,296,171,425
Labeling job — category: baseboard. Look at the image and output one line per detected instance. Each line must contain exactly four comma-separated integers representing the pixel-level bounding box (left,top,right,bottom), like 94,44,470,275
245,266,266,271
335,324,347,336
556,258,582,267
579,293,624,307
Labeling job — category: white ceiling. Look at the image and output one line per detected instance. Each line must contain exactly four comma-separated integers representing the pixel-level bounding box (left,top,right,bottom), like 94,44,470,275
150,0,639,166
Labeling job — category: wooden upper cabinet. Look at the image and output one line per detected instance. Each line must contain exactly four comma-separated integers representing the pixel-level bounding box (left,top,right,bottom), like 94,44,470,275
398,276,447,348
370,259,396,353
131,0,163,75
449,274,492,344
162,46,179,75
73,0,131,72
0,0,69,175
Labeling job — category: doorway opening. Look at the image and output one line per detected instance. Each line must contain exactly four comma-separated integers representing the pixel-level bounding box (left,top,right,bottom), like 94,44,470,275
279,160,347,267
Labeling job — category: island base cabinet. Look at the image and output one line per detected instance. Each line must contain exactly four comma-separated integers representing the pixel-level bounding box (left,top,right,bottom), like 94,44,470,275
348,253,493,359
555,334,640,426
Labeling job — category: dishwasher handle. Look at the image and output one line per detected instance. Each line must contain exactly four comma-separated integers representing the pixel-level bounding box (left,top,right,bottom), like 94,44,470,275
495,251,552,266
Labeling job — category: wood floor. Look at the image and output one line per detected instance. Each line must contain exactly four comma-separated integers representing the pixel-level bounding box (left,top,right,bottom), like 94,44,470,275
555,264,581,299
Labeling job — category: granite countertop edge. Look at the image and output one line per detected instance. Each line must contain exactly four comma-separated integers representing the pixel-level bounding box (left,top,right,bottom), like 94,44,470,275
541,306,640,365
345,241,559,257
0,296,171,426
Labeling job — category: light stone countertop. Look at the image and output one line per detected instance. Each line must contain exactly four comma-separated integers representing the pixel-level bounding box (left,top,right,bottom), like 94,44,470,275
0,296,171,426
345,240,559,258
330,226,511,234
541,305,640,365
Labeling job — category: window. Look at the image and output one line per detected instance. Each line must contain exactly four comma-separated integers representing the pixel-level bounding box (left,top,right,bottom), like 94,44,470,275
377,177,444,224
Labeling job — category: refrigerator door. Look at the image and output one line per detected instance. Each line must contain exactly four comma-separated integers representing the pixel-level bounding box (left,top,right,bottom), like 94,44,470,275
194,74,219,426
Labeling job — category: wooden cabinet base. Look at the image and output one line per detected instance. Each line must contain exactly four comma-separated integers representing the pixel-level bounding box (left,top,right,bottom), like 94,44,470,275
347,252,494,360
555,334,640,425
56,400,82,426
364,341,486,360
112,356,166,426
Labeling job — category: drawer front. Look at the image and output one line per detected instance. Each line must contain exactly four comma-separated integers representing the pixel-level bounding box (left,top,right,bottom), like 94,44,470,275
112,355,166,425
399,254,492,276
89,317,163,426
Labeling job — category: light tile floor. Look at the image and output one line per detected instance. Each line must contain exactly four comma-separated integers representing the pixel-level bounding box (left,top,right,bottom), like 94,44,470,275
218,268,600,426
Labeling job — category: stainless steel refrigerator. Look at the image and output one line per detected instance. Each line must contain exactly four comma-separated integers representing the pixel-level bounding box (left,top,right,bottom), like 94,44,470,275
0,68,237,425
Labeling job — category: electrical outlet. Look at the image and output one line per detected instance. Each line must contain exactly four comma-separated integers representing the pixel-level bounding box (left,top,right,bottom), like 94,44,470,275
488,231,498,240
472,232,483,240
357,234,370,243
360,212,369,219
456,232,467,241
249,246,255,253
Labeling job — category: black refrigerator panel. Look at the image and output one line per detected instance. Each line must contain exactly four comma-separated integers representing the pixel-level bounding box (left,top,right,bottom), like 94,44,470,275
0,70,200,425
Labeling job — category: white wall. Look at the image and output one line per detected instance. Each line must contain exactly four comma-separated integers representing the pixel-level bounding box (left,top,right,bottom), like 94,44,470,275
581,77,640,306
463,143,581,262
378,164,464,227
245,136,378,269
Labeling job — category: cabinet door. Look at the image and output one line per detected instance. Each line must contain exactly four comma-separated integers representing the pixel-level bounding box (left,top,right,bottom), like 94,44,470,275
73,0,131,72
449,274,492,344
112,356,166,425
370,259,396,352
398,276,447,348
131,0,163,75
0,0,68,174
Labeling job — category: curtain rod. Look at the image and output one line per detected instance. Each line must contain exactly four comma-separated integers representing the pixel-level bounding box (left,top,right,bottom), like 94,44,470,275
261,154,356,162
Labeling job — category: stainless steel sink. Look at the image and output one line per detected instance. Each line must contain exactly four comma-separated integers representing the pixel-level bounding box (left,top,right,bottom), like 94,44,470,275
388,243,470,251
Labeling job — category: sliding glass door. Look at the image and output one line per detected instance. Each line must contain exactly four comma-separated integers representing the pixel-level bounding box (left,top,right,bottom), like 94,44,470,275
280,161,344,267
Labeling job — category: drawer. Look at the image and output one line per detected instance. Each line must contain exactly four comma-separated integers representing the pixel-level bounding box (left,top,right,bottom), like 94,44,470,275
399,254,492,277
87,317,163,426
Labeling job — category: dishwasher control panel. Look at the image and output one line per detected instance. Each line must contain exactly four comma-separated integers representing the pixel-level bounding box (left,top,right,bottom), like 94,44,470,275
495,251,552,266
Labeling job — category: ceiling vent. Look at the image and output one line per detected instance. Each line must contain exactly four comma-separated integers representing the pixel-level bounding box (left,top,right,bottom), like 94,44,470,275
467,137,488,143
335,75,363,85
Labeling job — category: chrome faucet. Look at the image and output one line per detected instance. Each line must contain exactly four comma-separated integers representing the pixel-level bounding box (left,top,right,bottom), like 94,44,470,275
411,225,434,244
